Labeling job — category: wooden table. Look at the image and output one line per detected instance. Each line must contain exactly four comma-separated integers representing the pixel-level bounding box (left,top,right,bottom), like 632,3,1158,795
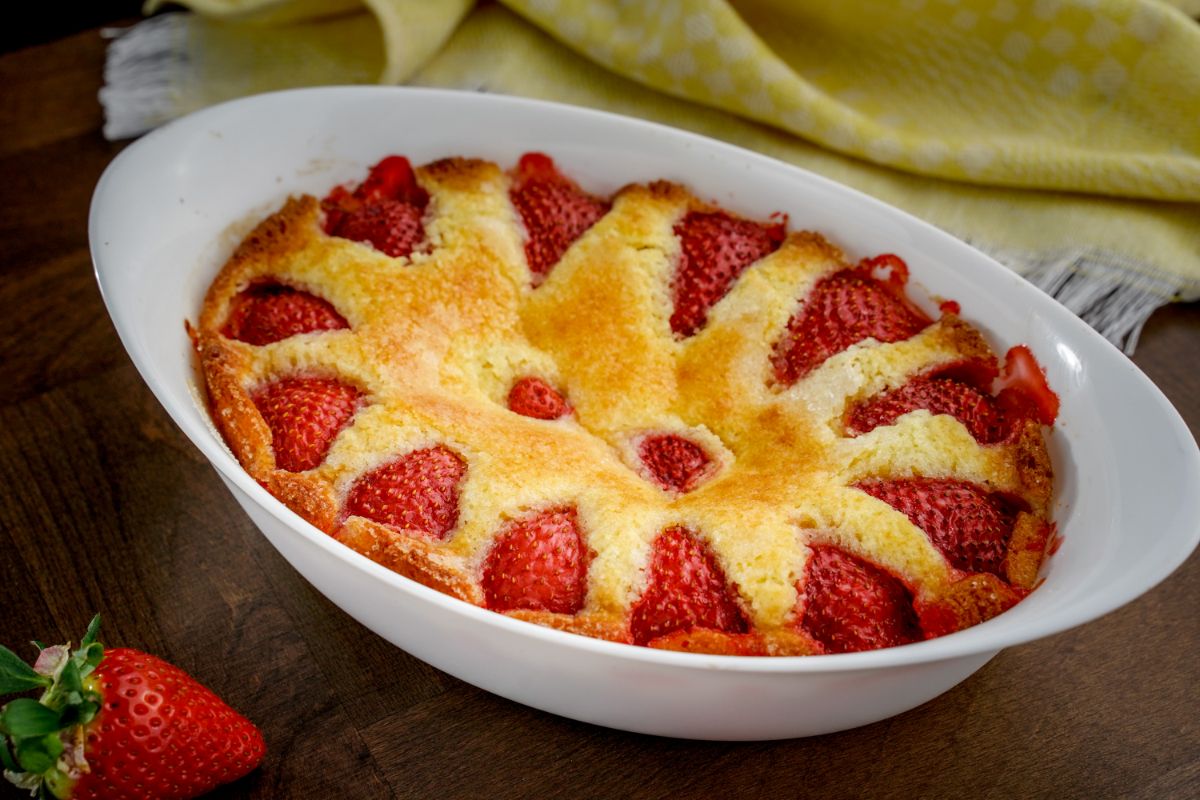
2,24,1198,800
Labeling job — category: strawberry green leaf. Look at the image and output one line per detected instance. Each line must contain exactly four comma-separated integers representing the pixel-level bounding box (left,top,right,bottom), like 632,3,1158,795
40,735,63,761
0,646,49,694
55,698,97,730
14,736,55,774
74,643,103,679
57,661,81,696
0,736,18,771
31,641,46,651
79,616,100,649
0,699,63,737
76,699,98,727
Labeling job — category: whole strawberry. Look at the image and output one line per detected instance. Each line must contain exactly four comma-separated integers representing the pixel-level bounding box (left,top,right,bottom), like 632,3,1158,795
0,617,265,800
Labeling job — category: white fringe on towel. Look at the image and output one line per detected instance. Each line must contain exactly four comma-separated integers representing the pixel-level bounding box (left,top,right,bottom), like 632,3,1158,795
100,14,192,140
973,243,1186,355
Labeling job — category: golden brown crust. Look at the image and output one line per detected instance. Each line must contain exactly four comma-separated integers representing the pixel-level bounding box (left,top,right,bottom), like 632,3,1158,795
195,331,274,479
918,573,1024,637
1012,421,1055,515
198,196,323,333
193,155,1059,655
268,472,339,532
504,610,632,644
1004,513,1053,590
926,314,997,366
336,520,483,605
647,628,822,656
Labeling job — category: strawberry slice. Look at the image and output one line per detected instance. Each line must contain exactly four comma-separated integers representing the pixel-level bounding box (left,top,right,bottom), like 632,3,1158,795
637,433,713,494
222,282,348,346
354,155,427,205
846,364,1008,444
855,478,1023,577
343,446,466,540
510,152,609,285
507,376,571,420
995,345,1060,427
670,210,785,337
322,155,428,258
482,507,589,614
630,526,748,645
329,200,425,259
252,377,361,472
798,545,921,653
772,255,931,385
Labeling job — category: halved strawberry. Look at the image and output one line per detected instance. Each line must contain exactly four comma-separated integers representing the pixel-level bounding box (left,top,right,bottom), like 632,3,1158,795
343,446,465,540
353,155,427,205
797,545,921,654
771,255,931,385
637,433,713,494
507,376,571,420
482,507,589,614
252,377,361,472
846,365,1008,444
855,478,1023,577
329,200,425,259
995,345,1059,427
630,526,748,646
322,155,428,258
510,152,609,285
222,282,348,346
671,210,785,337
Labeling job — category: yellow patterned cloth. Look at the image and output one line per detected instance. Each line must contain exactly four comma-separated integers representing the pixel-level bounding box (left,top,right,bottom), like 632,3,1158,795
104,0,1200,351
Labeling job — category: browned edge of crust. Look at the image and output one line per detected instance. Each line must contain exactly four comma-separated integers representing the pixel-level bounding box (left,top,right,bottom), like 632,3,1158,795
197,196,322,333
1004,513,1053,590
269,472,339,533
646,628,822,656
504,610,633,645
422,156,499,191
931,313,1001,366
1012,421,1054,515
336,519,483,605
194,331,275,480
936,573,1024,632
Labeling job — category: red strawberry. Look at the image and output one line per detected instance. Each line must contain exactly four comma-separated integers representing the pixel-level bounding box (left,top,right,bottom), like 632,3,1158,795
671,210,785,337
482,507,589,614
343,446,466,540
637,434,713,494
510,152,609,285
772,255,931,385
798,545,921,653
322,155,428,258
995,345,1059,427
507,377,571,420
222,282,348,346
630,526,748,646
846,372,1007,444
0,616,264,800
353,155,426,205
328,200,425,259
252,377,361,472
855,478,1022,577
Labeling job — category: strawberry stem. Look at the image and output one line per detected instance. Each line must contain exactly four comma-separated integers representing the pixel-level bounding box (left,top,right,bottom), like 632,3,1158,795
1,616,105,799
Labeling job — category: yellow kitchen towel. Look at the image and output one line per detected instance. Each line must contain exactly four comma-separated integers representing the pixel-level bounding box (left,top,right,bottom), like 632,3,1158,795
101,0,1200,352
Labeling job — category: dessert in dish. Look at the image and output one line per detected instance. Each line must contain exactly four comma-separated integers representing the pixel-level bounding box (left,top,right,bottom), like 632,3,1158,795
192,153,1059,656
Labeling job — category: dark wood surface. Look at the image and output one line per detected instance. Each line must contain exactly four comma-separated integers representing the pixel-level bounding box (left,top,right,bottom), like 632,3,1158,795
2,25,1198,800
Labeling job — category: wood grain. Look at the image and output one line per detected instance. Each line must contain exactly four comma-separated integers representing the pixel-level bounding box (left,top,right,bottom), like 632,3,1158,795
0,25,1197,800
